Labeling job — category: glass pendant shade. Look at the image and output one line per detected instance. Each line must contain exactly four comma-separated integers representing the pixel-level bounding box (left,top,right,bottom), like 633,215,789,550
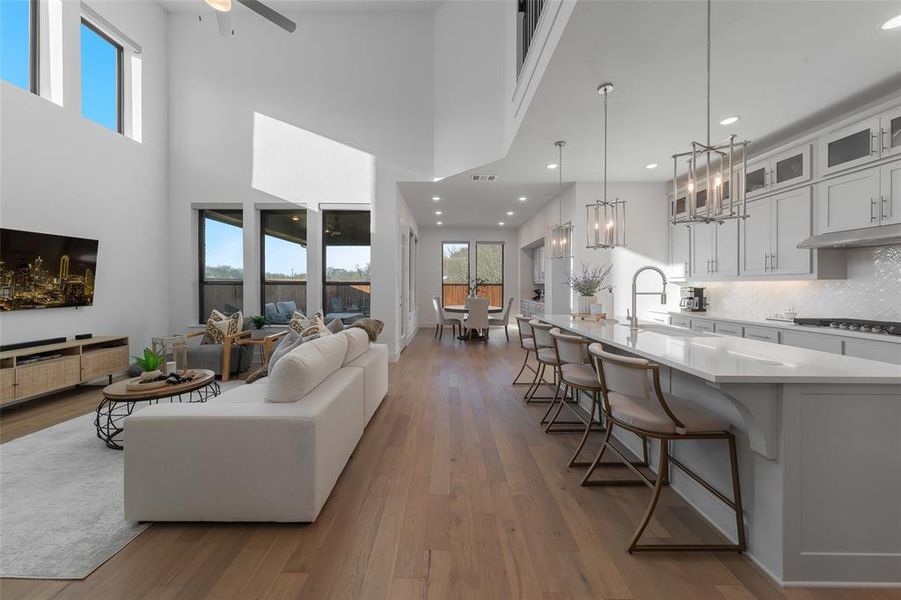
586,199,626,249
547,140,573,260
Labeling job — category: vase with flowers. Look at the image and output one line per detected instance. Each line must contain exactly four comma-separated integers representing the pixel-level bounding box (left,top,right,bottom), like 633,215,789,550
566,263,613,315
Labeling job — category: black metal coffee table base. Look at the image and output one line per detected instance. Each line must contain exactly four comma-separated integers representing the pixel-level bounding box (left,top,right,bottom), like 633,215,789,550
95,380,220,450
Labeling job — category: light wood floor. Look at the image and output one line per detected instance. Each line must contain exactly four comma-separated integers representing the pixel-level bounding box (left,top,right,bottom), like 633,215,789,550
1,329,898,600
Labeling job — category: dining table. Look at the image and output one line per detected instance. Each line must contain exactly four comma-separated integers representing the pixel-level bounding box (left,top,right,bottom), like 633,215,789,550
443,304,503,341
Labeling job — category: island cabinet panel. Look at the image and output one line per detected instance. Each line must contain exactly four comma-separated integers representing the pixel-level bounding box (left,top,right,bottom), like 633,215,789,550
0,369,15,405
843,338,901,365
14,356,81,399
782,330,842,355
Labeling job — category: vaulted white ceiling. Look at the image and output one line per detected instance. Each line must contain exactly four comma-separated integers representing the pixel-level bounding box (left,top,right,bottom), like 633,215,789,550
403,0,901,228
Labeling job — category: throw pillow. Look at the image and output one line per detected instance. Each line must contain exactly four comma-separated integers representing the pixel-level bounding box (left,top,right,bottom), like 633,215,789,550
288,310,324,335
350,318,385,342
206,310,243,344
326,317,345,334
268,330,304,373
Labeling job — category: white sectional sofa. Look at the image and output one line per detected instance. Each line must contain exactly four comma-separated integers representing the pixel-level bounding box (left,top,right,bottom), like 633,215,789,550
123,329,388,523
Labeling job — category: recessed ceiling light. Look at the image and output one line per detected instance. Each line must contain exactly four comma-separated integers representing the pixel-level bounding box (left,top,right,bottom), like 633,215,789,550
435,210,442,215
432,177,443,182
498,222,505,226
436,221,443,225
518,196,527,201
645,163,658,169
719,115,740,126
291,215,301,221
432,196,440,201
506,211,514,216
546,163,558,170
882,14,901,29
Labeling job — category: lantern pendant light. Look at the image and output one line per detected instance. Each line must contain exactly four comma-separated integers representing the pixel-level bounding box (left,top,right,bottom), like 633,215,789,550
671,0,750,226
547,140,573,260
586,82,627,250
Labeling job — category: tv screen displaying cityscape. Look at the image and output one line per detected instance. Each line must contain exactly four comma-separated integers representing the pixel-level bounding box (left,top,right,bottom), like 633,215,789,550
0,228,99,311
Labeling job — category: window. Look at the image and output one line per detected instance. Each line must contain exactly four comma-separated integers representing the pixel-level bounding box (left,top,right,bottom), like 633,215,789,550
323,210,370,322
199,209,243,321
260,210,307,323
476,241,504,307
441,242,470,307
0,0,37,93
81,18,122,133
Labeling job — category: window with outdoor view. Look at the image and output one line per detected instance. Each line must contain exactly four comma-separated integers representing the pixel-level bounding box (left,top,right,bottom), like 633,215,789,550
0,0,37,93
323,210,370,322
441,242,470,307
476,241,504,308
81,17,123,133
261,210,307,323
199,209,243,321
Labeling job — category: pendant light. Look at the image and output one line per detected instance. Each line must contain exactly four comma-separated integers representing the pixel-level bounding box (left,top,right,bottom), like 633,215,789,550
586,82,627,249
546,140,573,260
671,0,750,225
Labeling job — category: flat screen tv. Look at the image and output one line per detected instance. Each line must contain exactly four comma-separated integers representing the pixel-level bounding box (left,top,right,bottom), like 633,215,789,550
0,228,99,311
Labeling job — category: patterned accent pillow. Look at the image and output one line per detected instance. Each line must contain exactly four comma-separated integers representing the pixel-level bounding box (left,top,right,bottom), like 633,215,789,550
206,310,243,344
326,317,345,334
288,310,324,335
350,318,385,342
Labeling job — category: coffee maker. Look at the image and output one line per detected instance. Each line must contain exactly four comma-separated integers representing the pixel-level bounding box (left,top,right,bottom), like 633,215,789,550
680,287,707,312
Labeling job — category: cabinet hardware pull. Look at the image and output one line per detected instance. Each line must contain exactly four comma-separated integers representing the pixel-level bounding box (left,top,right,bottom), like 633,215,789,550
870,198,876,223
771,253,776,271
871,131,878,155
764,253,769,271
882,195,889,220
883,128,890,152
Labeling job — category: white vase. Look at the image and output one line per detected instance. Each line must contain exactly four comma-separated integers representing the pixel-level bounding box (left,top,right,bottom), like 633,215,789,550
140,369,161,382
577,295,593,314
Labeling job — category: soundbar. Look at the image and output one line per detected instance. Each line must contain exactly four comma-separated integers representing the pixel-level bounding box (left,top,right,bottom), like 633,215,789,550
0,337,67,353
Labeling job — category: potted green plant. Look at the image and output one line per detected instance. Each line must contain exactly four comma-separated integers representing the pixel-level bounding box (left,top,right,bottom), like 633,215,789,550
566,263,613,315
133,348,165,382
249,314,269,339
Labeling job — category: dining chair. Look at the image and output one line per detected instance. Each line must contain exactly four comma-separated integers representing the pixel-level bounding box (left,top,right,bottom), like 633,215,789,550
463,296,490,342
488,296,515,341
432,295,461,339
583,343,746,553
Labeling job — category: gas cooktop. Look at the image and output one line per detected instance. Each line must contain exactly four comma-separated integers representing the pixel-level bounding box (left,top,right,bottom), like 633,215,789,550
793,318,901,336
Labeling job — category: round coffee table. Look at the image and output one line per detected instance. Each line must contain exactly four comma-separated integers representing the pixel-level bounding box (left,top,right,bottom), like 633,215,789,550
95,369,220,450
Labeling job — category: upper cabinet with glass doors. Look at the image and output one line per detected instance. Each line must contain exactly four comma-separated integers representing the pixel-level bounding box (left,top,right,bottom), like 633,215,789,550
880,105,901,160
818,107,901,176
745,144,811,198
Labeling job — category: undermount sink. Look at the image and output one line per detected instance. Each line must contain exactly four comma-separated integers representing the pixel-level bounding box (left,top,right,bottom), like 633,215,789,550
618,323,716,337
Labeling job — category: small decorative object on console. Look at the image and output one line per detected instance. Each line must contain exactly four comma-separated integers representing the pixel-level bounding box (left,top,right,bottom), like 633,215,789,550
567,262,612,316
133,348,165,382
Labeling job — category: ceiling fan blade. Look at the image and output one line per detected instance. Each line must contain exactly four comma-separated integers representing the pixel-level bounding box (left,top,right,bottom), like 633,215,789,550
236,0,297,33
215,10,232,36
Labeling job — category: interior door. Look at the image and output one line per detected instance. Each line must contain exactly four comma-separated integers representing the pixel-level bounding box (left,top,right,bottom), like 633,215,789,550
713,220,739,277
772,188,812,276
400,233,408,338
880,161,901,225
816,167,881,233
741,199,771,276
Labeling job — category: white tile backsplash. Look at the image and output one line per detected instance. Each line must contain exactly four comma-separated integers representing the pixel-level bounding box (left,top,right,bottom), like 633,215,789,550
693,246,901,321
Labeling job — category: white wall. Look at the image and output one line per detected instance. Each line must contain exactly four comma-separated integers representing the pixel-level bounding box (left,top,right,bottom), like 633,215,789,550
417,226,520,326
166,9,433,358
0,0,169,352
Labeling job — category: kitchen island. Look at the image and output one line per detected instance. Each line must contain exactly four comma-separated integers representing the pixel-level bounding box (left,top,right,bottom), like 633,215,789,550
536,313,901,586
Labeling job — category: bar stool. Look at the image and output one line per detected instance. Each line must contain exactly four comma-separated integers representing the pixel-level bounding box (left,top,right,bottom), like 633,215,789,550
546,328,605,448
512,315,538,386
523,320,561,404
583,343,746,553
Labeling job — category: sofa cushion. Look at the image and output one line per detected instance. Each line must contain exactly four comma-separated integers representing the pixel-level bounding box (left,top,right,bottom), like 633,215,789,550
341,328,370,366
268,330,304,373
265,333,349,403
210,381,266,404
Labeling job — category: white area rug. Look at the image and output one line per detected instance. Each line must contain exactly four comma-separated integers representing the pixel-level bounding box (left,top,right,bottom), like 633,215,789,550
0,380,243,579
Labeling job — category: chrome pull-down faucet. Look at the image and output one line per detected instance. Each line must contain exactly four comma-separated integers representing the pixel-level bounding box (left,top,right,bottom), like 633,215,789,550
630,266,668,331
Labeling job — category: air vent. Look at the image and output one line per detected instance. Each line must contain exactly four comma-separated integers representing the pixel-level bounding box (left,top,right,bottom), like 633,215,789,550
470,174,497,182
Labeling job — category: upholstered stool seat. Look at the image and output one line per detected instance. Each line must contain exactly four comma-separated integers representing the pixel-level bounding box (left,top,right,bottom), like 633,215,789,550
522,338,537,350
537,347,561,364
608,392,728,434
560,363,598,388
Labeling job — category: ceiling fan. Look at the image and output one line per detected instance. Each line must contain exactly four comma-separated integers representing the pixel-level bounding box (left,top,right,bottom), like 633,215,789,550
204,0,297,34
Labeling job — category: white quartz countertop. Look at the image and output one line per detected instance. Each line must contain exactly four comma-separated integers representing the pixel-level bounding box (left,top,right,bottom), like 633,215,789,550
653,310,901,344
535,314,901,384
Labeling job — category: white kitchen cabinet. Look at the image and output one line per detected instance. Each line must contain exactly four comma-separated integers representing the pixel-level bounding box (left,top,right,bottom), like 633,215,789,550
817,167,881,233
741,188,811,277
782,330,843,354
880,105,901,160
772,188,812,275
692,220,738,278
669,223,691,279
669,315,691,329
879,160,901,225
714,322,743,337
745,144,811,198
843,339,901,365
533,246,545,284
691,319,715,333
818,116,881,176
744,326,780,344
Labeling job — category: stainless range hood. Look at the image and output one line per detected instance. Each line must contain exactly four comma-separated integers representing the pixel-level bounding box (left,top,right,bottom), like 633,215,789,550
797,223,901,249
